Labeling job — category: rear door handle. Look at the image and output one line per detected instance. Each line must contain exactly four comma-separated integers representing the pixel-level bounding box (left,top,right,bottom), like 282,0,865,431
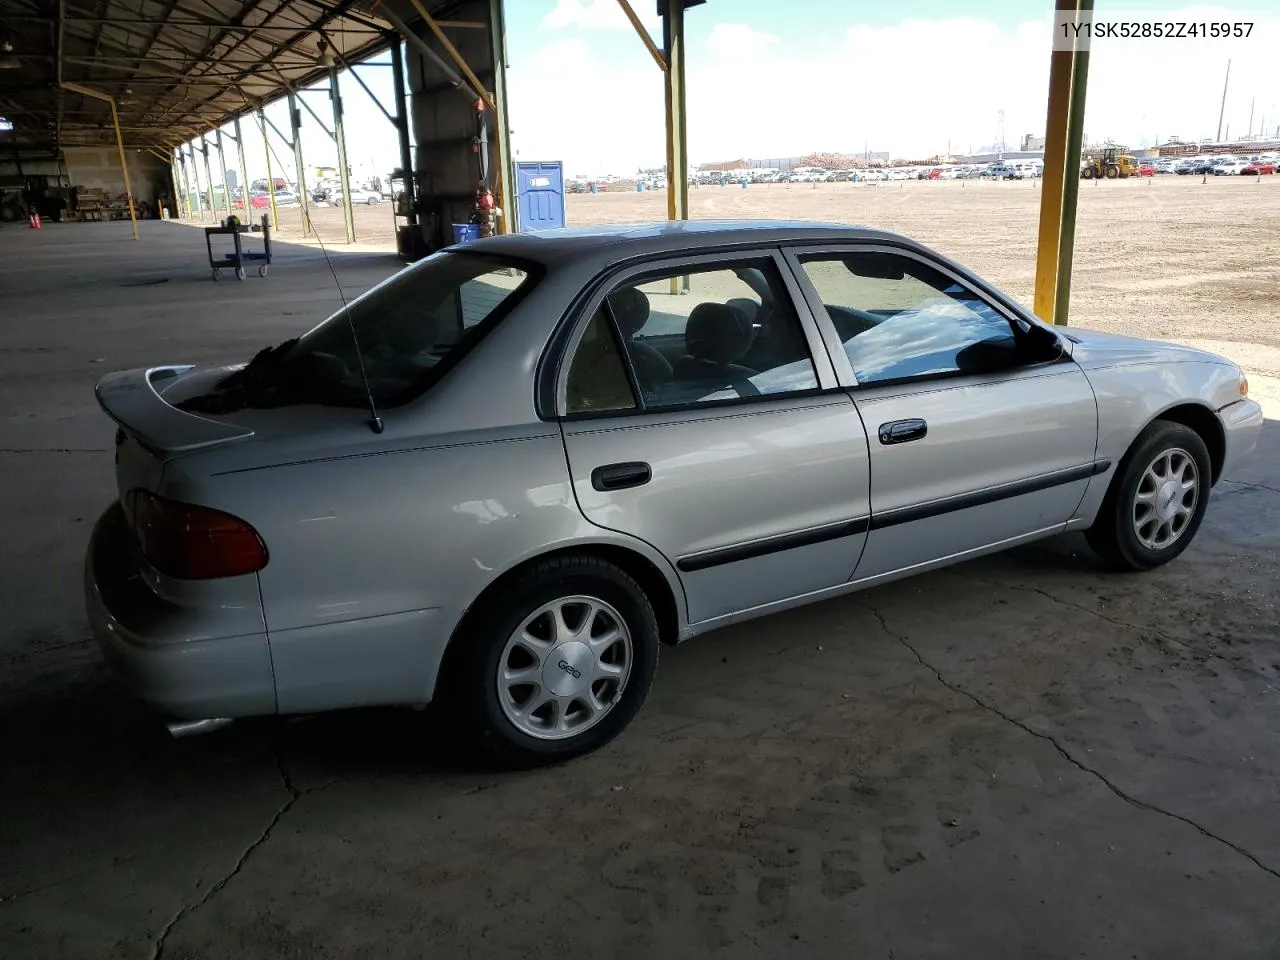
591,461,652,491
878,419,928,445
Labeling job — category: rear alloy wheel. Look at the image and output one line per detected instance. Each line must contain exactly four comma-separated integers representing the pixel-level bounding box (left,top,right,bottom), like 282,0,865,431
497,596,633,741
1086,422,1212,570
447,555,659,767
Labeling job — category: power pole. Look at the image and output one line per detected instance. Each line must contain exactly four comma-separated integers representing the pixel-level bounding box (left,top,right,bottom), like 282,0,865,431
1247,97,1254,138
1216,59,1231,141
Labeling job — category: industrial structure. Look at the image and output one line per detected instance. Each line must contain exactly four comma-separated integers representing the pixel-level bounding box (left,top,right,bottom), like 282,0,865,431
0,0,703,260
1,0,1090,316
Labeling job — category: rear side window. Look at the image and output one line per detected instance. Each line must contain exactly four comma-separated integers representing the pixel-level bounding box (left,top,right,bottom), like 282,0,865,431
205,252,537,412
563,258,820,415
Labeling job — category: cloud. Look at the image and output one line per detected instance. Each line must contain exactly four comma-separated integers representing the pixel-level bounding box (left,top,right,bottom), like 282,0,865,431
509,3,1280,174
541,0,660,31
705,22,779,60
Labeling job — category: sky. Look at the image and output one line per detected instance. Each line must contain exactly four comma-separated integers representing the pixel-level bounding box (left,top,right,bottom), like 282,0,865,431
194,0,1280,190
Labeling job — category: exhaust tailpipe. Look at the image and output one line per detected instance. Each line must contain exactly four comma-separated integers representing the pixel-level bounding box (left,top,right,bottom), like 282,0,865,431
166,717,234,738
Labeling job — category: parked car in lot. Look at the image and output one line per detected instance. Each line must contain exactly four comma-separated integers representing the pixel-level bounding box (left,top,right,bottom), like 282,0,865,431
332,186,384,205
86,221,1262,766
987,163,1024,180
1177,157,1215,175
1212,157,1249,176
1241,160,1276,175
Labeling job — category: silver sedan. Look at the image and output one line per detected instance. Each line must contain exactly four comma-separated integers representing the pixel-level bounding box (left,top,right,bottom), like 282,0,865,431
85,221,1263,766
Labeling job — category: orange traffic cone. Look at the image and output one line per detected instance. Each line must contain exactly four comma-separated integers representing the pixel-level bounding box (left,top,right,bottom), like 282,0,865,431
28,211,40,229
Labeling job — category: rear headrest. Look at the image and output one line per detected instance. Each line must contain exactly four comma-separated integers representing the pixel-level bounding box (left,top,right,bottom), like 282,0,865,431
609,287,651,336
685,302,753,365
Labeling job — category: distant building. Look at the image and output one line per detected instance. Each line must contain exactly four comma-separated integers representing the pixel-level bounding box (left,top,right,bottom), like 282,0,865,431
954,150,1045,164
696,158,749,173
1154,137,1280,156
1021,134,1046,151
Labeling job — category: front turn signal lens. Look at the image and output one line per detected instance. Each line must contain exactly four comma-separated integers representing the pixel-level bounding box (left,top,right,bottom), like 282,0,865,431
1240,373,1249,398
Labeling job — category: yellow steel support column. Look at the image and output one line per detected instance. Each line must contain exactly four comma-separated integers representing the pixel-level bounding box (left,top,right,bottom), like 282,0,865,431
61,81,137,240
258,109,280,231
488,0,514,234
662,0,688,225
1033,0,1092,325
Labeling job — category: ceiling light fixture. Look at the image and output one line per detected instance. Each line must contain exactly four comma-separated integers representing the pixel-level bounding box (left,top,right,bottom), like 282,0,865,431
316,38,335,68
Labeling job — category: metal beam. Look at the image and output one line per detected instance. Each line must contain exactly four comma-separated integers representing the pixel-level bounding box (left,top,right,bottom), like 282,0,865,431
1053,16,1090,328
287,90,312,237
215,127,232,216
407,0,497,112
296,91,334,140
331,65,356,244
200,134,216,220
617,0,666,72
1033,0,1092,326
233,116,249,219
662,0,688,224
60,80,137,239
343,59,395,125
258,108,279,230
489,0,513,234
379,2,481,104
390,40,416,230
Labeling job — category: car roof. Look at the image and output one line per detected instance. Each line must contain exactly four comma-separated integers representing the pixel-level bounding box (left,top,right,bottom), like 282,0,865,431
460,220,910,265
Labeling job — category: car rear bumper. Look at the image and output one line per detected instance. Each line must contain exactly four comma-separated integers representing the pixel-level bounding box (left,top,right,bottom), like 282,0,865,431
1219,398,1265,479
84,503,277,720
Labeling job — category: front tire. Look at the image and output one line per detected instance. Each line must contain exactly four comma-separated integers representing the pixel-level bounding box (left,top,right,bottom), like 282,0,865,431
445,555,659,768
1086,422,1212,571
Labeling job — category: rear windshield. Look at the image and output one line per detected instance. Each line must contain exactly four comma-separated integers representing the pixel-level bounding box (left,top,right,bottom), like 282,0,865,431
187,252,537,412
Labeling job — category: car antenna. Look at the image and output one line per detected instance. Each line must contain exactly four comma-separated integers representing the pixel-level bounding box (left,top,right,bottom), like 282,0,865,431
264,140,384,434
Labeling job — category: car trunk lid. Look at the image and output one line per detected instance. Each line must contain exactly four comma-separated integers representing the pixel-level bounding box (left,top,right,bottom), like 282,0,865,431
97,365,255,502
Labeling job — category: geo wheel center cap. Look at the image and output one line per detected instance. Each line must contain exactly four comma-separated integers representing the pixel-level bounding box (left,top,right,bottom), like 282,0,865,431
1156,479,1181,520
543,640,592,697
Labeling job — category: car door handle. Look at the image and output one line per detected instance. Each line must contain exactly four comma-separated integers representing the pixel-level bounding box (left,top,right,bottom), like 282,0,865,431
878,419,928,445
591,461,652,491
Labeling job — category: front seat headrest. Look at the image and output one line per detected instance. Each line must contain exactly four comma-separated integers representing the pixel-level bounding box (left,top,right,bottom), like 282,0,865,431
608,287,651,337
685,302,753,365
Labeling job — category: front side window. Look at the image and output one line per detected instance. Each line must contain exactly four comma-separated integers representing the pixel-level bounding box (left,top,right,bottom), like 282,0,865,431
565,258,819,414
182,252,535,413
796,252,1020,385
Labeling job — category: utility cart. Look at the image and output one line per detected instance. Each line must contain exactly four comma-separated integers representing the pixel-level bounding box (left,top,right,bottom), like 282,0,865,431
205,214,272,280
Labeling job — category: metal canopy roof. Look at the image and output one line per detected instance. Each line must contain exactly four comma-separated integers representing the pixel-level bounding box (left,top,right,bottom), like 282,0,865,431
0,0,425,150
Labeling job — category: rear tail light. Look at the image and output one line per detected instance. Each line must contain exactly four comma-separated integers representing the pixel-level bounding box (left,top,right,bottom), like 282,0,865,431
125,489,268,580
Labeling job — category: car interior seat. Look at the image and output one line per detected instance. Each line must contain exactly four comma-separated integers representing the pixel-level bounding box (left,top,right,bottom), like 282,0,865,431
607,287,671,394
673,302,759,396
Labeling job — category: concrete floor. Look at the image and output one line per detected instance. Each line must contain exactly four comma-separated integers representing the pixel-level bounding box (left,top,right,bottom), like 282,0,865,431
2,221,1278,960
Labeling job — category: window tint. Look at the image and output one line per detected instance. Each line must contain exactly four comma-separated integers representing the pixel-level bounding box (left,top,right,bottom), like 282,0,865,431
797,252,1019,385
205,252,534,411
565,309,638,414
568,259,818,412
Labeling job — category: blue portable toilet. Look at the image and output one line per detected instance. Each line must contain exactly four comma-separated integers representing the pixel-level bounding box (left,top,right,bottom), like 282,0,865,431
515,161,566,232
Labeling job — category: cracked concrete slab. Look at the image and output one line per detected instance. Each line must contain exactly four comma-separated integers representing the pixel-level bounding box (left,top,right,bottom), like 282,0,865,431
2,221,1279,960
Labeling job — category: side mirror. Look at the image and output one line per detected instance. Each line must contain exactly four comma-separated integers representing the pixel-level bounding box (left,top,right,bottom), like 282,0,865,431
1022,323,1064,362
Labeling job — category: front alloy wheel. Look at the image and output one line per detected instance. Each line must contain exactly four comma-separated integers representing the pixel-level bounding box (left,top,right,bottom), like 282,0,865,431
1086,421,1212,570
1132,448,1199,550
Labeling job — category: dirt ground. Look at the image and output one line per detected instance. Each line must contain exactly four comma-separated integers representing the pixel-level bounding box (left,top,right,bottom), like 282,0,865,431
1,183,1278,959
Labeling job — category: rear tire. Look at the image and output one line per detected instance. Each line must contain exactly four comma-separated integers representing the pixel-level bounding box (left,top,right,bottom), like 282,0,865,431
1085,421,1212,571
442,555,660,768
